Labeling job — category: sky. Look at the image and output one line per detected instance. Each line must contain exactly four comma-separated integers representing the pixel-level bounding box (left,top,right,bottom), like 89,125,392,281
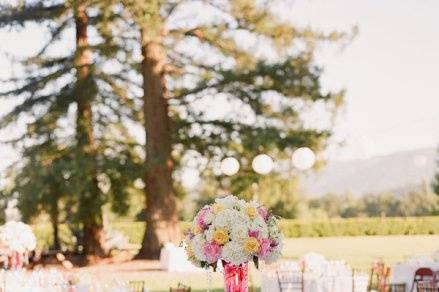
285,0,439,160
0,0,438,176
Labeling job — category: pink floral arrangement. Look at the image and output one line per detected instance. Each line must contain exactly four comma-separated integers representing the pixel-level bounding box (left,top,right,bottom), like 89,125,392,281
184,195,283,269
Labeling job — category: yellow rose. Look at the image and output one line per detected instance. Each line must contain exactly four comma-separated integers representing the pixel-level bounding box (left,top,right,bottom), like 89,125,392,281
212,203,224,215
246,207,257,219
213,229,229,245
192,225,202,235
244,237,260,254
186,245,194,258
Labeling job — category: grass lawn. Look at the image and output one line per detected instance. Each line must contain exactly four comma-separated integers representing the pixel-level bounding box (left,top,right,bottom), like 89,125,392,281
140,235,439,291
282,235,439,270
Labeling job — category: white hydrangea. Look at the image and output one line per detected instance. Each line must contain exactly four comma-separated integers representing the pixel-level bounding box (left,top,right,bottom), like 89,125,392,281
205,225,215,242
230,223,249,242
213,209,246,229
204,212,214,225
0,221,37,253
222,241,251,266
215,195,240,209
247,200,260,209
191,234,207,262
247,216,269,238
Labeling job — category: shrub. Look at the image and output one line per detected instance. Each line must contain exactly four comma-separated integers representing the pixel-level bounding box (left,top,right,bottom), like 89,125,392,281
32,217,439,249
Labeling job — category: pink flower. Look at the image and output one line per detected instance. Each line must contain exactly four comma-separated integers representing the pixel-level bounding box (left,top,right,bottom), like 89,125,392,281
257,207,269,221
248,230,260,239
203,241,222,263
259,239,272,259
196,207,212,229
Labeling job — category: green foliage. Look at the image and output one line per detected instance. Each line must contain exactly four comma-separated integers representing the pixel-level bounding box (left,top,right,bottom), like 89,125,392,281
0,1,142,243
32,217,439,249
121,0,353,194
280,217,439,237
2,0,354,254
309,192,439,218
195,174,438,220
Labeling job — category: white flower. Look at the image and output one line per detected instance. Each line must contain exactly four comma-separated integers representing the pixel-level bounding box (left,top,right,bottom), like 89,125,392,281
215,195,239,209
213,209,246,229
230,223,248,242
222,241,251,266
184,194,283,268
204,212,214,225
247,217,268,238
191,234,207,262
0,221,37,252
205,225,215,242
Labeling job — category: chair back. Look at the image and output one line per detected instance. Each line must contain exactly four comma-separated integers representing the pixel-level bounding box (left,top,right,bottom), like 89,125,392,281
277,270,304,292
415,268,435,281
411,268,436,292
129,280,145,292
417,280,437,292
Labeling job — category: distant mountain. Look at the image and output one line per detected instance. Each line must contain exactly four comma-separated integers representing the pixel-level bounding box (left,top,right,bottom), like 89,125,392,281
302,147,437,196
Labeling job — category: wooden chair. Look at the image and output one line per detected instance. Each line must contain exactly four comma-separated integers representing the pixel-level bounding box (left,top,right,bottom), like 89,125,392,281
417,281,438,292
170,282,191,292
389,283,407,292
411,268,436,292
129,280,145,292
277,270,304,292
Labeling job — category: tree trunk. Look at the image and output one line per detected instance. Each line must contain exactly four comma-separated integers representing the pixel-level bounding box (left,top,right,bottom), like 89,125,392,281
74,3,105,258
136,28,181,259
50,200,61,251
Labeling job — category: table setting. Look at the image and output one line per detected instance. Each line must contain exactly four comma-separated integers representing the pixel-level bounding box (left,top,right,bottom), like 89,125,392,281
261,253,369,292
391,254,439,292
0,269,133,292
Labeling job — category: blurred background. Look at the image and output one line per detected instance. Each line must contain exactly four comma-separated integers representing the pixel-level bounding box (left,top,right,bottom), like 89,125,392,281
0,0,438,291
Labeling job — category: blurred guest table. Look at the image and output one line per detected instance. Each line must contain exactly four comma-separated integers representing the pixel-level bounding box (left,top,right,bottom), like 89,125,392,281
0,269,131,291
261,254,368,292
391,259,439,292
261,271,368,292
160,242,203,272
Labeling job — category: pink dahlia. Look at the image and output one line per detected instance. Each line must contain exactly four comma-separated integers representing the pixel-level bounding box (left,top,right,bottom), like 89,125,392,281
248,230,260,239
259,238,272,259
203,241,222,263
196,207,212,229
257,207,269,221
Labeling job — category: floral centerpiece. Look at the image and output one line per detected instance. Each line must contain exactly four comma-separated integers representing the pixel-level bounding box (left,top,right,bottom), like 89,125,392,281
0,221,37,269
184,195,283,292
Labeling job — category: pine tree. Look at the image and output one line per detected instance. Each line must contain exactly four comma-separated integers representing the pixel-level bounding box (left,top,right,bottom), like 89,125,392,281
121,0,351,258
0,0,142,257
11,137,73,250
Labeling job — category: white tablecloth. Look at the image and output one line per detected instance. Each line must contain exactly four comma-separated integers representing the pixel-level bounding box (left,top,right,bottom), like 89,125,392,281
261,271,368,292
391,262,439,292
159,243,202,272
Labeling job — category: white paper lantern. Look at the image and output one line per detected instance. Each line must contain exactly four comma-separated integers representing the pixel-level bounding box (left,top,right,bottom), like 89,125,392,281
220,157,240,176
252,154,274,175
292,147,316,170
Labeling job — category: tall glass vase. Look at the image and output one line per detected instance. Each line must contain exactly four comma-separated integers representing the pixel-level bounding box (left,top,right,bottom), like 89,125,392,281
223,261,248,292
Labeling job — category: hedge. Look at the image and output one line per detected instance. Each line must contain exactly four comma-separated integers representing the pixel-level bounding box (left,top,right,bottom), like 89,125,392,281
32,217,439,249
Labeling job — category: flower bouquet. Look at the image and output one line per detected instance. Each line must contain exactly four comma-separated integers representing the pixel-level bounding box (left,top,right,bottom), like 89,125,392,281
184,195,283,292
0,221,37,269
